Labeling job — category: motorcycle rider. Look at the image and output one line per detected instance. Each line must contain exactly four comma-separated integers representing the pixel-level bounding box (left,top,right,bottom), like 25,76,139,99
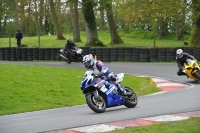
176,49,197,77
82,54,132,96
63,38,76,60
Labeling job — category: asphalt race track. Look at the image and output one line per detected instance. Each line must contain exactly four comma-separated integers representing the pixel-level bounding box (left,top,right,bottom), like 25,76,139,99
0,61,200,133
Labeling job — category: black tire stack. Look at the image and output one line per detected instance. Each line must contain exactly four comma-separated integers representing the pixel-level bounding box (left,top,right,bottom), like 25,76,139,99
140,48,149,62
89,48,96,58
11,48,16,61
118,47,125,61
45,48,51,60
149,48,158,62
166,48,175,62
132,48,140,62
39,48,45,60
51,48,57,61
28,48,33,61
16,48,22,61
33,48,39,60
96,48,103,61
158,48,166,62
0,48,5,60
5,47,11,61
22,48,28,61
125,48,132,61
193,47,200,61
110,48,118,62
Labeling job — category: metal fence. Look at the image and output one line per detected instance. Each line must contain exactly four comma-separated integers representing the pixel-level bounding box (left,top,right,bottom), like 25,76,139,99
0,47,200,62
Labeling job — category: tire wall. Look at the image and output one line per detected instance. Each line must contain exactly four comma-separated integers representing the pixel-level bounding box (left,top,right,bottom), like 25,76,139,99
0,47,200,62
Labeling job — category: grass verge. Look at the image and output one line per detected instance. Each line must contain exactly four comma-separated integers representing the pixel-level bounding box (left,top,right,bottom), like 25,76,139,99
0,31,191,48
0,64,159,116
107,117,200,133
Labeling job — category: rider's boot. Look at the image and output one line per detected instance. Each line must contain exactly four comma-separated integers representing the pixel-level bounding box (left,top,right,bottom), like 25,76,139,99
116,84,132,96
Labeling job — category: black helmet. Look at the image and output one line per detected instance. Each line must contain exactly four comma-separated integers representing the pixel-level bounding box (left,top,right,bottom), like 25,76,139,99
67,38,72,43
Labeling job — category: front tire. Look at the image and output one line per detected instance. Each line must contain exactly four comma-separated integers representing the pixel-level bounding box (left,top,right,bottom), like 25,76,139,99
78,54,83,62
86,93,106,113
123,86,138,108
194,71,200,80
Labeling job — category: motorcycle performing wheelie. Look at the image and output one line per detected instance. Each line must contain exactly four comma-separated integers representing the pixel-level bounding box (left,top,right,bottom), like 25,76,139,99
184,59,200,81
80,70,138,113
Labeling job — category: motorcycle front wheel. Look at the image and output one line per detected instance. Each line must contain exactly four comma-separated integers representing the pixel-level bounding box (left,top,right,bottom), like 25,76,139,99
194,71,200,80
86,93,106,113
123,86,138,108
78,55,83,62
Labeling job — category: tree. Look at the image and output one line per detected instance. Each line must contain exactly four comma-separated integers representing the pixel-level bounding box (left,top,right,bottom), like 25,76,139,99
48,0,65,40
82,0,103,46
98,0,105,31
189,0,200,46
69,0,81,42
105,0,123,44
34,0,41,47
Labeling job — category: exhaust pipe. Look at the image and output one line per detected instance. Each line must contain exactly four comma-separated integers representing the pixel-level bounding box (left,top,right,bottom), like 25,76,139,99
59,54,68,60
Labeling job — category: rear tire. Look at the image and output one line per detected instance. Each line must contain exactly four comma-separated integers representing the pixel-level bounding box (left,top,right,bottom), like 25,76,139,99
86,93,106,113
124,86,138,108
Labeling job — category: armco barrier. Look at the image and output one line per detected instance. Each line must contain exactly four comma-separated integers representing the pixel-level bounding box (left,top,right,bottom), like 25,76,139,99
0,47,200,62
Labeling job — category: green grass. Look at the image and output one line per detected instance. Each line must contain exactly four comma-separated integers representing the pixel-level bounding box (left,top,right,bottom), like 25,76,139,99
0,30,191,48
0,64,159,116
107,117,200,133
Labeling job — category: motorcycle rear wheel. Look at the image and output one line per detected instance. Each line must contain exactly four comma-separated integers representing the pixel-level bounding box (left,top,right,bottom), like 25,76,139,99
86,93,106,113
66,60,71,64
194,71,200,80
123,86,138,108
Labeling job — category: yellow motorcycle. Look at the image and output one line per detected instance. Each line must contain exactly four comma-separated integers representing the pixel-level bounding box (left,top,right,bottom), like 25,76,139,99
184,59,200,81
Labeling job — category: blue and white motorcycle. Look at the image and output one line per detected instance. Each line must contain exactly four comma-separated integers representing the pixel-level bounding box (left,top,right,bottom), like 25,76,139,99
80,70,138,113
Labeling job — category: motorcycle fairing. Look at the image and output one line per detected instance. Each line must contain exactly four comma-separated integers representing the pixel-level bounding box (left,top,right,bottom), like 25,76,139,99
81,78,125,107
184,59,200,80
105,84,125,107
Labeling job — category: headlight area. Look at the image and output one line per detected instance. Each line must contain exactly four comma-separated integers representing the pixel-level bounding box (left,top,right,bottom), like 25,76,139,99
193,62,196,67
77,49,83,54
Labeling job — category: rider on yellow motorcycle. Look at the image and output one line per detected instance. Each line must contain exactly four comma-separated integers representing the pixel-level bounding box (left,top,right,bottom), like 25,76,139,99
176,49,200,77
